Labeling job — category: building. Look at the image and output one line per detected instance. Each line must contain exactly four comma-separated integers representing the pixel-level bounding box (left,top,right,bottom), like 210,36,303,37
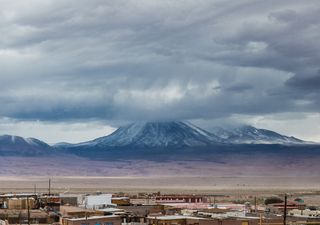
155,196,205,204
60,206,102,218
0,209,58,224
62,215,122,225
0,194,38,210
112,197,130,206
6,197,36,210
119,205,164,217
289,209,320,218
147,215,262,225
60,194,83,206
267,201,306,214
39,196,61,211
84,194,113,209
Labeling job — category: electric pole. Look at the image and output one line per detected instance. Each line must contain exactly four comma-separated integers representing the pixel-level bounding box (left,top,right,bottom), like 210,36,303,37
27,196,30,225
283,194,287,225
254,196,257,214
48,178,51,196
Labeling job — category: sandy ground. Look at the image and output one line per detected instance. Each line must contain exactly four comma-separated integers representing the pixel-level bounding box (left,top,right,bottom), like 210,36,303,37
0,155,319,177
0,155,319,196
0,176,319,195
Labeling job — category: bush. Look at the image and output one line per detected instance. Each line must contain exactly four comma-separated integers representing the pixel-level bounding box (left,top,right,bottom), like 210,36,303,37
264,197,284,205
307,206,318,211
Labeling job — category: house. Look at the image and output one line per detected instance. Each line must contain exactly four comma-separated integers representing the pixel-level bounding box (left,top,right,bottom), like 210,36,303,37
146,215,262,225
267,201,306,214
155,196,205,204
84,194,113,210
62,215,122,225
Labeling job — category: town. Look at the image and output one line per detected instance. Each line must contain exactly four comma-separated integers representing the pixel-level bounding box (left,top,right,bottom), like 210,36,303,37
0,181,319,225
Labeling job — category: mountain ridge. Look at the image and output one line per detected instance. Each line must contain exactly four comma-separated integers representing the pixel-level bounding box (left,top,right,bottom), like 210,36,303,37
0,134,52,156
60,121,222,149
55,121,309,150
0,121,313,155
209,125,306,145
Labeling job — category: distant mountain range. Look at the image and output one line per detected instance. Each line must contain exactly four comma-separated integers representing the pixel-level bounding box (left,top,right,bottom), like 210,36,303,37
55,121,307,150
58,121,221,149
209,125,305,145
0,121,313,156
0,121,319,176
0,135,51,156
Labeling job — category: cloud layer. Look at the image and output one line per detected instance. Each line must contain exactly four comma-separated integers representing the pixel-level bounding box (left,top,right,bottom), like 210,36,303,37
0,0,319,142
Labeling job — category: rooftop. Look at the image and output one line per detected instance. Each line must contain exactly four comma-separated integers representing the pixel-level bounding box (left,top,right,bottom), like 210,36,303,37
65,215,120,221
147,215,205,220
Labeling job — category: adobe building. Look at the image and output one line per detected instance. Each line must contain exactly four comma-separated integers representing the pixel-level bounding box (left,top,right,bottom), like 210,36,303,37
146,215,262,225
62,215,122,225
0,209,58,224
112,197,130,206
155,195,205,204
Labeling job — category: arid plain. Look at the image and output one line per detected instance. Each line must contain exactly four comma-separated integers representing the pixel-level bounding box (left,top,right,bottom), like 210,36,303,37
0,157,319,195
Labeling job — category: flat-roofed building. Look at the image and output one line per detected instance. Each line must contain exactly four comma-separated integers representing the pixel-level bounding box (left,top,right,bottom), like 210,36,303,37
85,194,113,210
62,215,122,225
156,196,205,204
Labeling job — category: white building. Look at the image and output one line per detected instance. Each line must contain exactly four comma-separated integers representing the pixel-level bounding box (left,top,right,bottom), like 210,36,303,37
84,194,113,209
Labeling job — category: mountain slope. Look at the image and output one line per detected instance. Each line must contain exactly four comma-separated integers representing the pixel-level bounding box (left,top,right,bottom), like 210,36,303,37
210,125,305,144
56,121,309,151
62,121,223,149
0,135,52,156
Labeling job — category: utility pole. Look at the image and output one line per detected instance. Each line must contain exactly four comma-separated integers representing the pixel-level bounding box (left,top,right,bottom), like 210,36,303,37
48,178,51,196
27,196,30,225
85,198,88,225
259,213,262,225
18,210,22,225
283,194,287,225
254,196,257,214
34,184,37,195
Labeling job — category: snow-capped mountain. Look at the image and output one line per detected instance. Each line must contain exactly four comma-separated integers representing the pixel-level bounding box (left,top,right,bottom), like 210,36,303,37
0,134,51,155
61,121,223,149
210,125,304,145
56,121,308,150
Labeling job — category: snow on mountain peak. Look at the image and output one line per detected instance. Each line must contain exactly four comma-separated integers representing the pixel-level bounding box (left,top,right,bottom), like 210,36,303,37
71,121,223,149
0,134,50,148
209,125,304,144
56,121,307,150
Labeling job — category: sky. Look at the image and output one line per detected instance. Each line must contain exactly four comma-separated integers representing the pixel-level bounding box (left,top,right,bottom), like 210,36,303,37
0,0,320,143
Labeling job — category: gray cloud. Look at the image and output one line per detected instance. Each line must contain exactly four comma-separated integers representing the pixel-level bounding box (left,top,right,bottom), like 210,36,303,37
0,0,319,125
286,70,320,91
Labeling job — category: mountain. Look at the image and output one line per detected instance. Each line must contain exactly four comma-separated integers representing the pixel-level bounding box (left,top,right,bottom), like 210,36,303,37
210,125,305,145
0,135,52,156
59,121,223,150
0,123,316,176
0,122,308,156
56,121,308,151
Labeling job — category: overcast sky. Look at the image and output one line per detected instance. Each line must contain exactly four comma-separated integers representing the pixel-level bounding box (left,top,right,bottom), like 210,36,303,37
0,0,320,143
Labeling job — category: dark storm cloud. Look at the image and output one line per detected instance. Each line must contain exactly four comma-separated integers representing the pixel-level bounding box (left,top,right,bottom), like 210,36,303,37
286,70,320,91
225,83,253,92
0,0,319,122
